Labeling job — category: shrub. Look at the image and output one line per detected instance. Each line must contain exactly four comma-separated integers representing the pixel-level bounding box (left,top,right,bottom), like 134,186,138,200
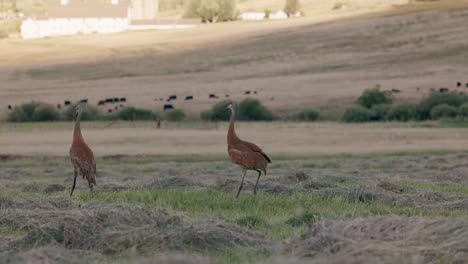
342,105,373,122
7,102,60,122
117,107,158,120
386,103,421,121
63,103,100,121
284,0,301,16
430,104,458,119
357,88,392,108
32,104,61,121
297,107,320,121
459,103,468,118
202,100,233,121
165,109,186,121
419,91,468,120
371,103,392,121
186,0,237,23
264,8,271,19
237,98,273,121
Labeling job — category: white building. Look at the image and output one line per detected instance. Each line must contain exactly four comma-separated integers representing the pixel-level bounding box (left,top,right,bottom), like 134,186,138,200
21,0,160,39
269,10,288,20
239,12,265,21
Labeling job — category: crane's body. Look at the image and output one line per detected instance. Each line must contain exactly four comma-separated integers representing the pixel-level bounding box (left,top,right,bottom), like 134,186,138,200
69,104,96,196
226,103,271,197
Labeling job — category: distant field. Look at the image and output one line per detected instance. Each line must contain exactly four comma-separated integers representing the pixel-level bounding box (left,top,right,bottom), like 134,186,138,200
2,121,468,157
1,1,468,119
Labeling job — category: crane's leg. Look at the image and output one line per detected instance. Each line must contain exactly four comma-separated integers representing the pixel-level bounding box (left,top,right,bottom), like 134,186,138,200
89,183,94,198
70,169,78,197
253,170,262,195
236,169,247,198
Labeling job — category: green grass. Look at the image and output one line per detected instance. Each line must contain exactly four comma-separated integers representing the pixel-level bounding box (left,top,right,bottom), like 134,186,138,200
401,181,468,195
0,227,27,237
73,188,468,239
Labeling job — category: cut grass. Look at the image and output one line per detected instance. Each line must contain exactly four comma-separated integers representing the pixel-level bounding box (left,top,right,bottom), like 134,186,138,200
401,181,468,195
72,188,468,239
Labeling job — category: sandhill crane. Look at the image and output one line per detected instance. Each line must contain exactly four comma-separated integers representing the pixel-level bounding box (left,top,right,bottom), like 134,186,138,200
226,102,271,198
69,104,97,196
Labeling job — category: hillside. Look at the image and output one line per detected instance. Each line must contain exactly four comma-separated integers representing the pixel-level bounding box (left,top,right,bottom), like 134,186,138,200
1,0,468,119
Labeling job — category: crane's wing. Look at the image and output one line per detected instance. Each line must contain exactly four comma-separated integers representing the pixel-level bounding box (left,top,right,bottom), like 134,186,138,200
233,141,271,163
69,146,96,176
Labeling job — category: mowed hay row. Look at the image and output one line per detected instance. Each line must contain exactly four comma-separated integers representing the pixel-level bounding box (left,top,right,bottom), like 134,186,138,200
0,204,271,257
288,216,468,264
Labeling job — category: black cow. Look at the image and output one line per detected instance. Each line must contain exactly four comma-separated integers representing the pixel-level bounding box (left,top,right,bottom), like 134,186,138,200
57,104,61,109
115,106,118,110
466,83,468,88
114,98,120,102
167,95,177,102
457,82,462,87
98,100,105,106
120,104,124,108
80,99,88,103
253,91,257,94
163,104,174,111
120,97,126,102
244,91,251,95
185,96,193,100
391,89,401,93
439,87,449,93
64,100,71,106
105,98,114,103
209,94,218,99
108,109,113,113
225,94,230,98
7,105,12,110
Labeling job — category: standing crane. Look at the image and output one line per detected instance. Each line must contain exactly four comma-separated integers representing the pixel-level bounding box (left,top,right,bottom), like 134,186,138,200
226,102,271,198
69,104,97,196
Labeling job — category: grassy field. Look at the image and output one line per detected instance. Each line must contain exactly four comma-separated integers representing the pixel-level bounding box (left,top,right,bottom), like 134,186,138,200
1,1,468,263
1,0,468,119
0,146,467,263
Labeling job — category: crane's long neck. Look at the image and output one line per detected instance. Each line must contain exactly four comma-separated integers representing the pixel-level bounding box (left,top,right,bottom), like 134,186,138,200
228,107,240,147
73,112,84,142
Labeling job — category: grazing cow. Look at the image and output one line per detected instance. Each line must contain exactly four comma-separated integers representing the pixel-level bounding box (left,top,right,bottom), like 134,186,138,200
120,97,126,102
64,100,71,106
105,98,114,103
209,94,218,99
167,95,177,102
115,106,118,110
160,98,164,101
108,109,113,113
163,104,174,111
466,83,468,88
114,98,119,102
80,99,88,103
253,91,257,94
457,82,462,87
185,96,193,100
225,94,230,98
57,104,62,109
7,105,12,110
391,89,401,93
244,91,251,95
98,100,105,106
120,104,124,108
439,88,449,93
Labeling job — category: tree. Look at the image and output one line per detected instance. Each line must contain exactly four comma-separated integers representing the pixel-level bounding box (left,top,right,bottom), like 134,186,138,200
186,0,237,23
284,0,301,16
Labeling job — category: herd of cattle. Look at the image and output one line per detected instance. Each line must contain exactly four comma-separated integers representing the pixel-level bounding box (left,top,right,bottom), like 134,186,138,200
6,82,468,112
6,90,260,112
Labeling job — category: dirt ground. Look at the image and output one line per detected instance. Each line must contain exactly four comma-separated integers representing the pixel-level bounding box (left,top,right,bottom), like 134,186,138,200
1,1,468,119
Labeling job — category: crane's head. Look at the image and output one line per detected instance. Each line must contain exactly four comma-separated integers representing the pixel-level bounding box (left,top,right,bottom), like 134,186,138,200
226,102,234,111
75,104,83,121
